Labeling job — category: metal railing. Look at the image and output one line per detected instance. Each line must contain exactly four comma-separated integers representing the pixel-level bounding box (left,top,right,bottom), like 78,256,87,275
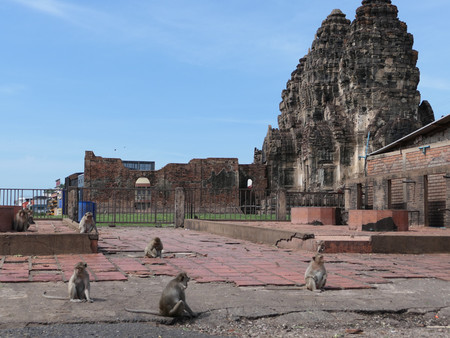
1,187,345,225
185,188,278,221
287,191,344,209
66,187,175,226
0,188,63,219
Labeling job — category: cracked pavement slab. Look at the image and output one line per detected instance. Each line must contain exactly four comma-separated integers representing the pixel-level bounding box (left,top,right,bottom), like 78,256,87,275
0,276,449,336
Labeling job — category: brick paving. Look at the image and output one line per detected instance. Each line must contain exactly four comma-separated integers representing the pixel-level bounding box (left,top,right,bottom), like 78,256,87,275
1,225,449,289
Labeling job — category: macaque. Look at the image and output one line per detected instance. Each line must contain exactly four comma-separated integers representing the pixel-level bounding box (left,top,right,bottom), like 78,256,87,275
304,253,327,291
144,237,163,258
126,272,197,318
43,262,93,302
13,209,29,232
79,212,98,234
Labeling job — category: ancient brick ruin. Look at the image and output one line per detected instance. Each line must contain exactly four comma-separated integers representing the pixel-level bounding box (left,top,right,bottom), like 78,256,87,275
256,0,435,192
83,151,266,192
76,151,267,217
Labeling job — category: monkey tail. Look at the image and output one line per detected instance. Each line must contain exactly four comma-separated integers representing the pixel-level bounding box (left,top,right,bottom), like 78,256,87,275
42,291,67,300
125,308,162,316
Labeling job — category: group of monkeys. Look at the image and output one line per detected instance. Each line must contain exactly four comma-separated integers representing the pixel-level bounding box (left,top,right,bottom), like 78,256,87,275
42,235,195,317
13,208,35,232
43,213,328,318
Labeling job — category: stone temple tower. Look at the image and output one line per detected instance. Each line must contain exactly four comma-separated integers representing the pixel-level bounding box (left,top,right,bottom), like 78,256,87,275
256,0,435,192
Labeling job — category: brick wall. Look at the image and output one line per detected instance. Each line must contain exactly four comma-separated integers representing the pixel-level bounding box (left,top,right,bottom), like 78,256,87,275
405,145,450,171
365,141,450,227
367,152,403,176
391,178,404,209
367,144,450,177
82,151,268,209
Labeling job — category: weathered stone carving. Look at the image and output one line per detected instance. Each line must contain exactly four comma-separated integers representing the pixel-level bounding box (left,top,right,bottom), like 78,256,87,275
256,0,435,191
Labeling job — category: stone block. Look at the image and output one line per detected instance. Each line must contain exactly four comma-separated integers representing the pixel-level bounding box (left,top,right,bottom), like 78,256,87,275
291,207,337,225
348,210,409,231
0,206,21,232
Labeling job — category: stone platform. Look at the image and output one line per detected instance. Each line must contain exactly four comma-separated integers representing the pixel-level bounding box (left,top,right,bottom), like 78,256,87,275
0,219,96,255
185,219,450,254
1,224,449,289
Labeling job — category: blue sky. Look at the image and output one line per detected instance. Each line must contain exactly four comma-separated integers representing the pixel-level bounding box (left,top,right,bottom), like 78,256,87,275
1,0,449,188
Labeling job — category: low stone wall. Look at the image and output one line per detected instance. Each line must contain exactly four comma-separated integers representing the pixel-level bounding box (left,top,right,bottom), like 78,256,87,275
0,233,93,255
184,219,315,248
371,235,450,253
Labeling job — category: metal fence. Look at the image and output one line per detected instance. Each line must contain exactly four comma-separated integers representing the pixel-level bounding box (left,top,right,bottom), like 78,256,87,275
185,188,278,221
67,187,175,226
287,191,344,210
185,189,344,221
0,188,63,219
1,187,344,225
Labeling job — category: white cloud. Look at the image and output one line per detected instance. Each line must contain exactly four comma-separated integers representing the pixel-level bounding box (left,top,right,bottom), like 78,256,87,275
9,0,112,30
11,0,72,18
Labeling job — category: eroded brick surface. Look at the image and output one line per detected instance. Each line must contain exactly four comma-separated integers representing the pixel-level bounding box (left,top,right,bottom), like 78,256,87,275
1,226,449,290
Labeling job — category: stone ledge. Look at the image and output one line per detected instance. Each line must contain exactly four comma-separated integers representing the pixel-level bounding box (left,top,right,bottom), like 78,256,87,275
184,219,450,254
184,219,315,247
0,233,94,255
371,235,450,254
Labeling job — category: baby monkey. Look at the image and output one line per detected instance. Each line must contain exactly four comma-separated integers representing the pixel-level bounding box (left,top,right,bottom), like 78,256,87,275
304,253,327,291
43,262,93,302
126,272,197,318
144,237,163,258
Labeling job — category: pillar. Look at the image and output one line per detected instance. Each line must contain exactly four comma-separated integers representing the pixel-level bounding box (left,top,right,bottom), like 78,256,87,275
373,178,388,210
174,187,185,228
277,189,286,221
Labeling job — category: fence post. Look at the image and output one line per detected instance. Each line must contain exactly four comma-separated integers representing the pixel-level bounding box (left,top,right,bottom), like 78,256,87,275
68,188,78,222
276,189,286,221
175,187,185,228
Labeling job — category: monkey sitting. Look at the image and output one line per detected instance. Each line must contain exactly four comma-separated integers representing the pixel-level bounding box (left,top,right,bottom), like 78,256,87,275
304,253,327,291
79,212,98,234
144,237,163,258
43,262,93,302
13,209,30,232
159,272,197,317
126,272,197,318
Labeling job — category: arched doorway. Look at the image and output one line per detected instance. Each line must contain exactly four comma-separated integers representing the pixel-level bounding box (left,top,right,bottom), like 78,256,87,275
135,177,151,210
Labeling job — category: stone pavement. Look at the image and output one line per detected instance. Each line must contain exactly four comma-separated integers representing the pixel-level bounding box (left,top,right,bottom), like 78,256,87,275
1,222,449,289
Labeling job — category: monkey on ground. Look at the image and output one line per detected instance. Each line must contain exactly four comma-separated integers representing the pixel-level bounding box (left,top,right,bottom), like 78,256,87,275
304,253,327,291
13,209,30,232
126,272,197,318
79,212,98,234
43,262,93,302
144,237,163,258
